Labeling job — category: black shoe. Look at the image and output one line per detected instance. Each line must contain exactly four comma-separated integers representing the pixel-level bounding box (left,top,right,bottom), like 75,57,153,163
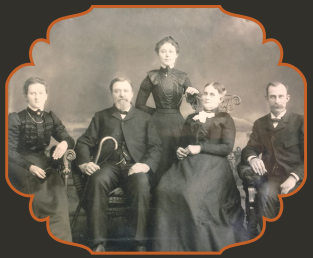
92,243,105,252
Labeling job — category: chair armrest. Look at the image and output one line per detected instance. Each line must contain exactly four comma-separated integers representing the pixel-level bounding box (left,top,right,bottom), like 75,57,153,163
61,149,76,176
237,162,261,184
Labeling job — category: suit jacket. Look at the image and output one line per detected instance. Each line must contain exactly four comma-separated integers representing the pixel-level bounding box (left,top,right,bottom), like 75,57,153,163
75,105,162,173
241,111,304,180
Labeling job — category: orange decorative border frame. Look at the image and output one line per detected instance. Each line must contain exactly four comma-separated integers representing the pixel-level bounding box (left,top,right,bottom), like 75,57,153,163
5,5,307,255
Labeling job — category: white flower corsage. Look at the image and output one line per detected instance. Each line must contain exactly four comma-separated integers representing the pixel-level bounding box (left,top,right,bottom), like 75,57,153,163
193,111,215,123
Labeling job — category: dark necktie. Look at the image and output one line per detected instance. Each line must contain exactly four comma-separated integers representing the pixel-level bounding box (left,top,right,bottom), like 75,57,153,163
119,111,128,115
271,118,281,123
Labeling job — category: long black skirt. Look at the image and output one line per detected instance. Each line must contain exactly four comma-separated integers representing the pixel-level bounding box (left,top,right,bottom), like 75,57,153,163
8,153,72,242
152,154,246,252
151,108,185,183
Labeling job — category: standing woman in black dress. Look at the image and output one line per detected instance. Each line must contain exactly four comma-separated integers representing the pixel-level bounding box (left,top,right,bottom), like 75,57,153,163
135,36,200,182
8,77,74,242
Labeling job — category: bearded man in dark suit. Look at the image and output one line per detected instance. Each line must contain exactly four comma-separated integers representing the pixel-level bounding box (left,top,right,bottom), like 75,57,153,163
241,82,304,219
74,77,162,252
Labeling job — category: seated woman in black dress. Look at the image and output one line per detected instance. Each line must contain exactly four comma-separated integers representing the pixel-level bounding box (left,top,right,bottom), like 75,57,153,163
152,82,246,252
8,77,74,242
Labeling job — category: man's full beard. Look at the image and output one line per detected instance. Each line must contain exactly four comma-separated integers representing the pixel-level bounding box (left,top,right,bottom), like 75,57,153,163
115,99,130,111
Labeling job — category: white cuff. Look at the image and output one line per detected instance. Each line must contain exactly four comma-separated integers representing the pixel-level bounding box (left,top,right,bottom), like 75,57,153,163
247,156,257,163
290,173,299,182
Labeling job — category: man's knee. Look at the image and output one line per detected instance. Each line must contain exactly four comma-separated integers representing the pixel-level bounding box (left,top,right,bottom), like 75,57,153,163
89,166,117,191
128,173,151,193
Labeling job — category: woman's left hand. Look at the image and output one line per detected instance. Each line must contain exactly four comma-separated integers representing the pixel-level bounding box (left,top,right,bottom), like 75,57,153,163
185,145,201,155
52,141,68,160
185,87,199,95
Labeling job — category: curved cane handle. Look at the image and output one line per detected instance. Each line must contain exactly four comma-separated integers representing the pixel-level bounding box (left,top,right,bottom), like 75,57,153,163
62,149,76,175
94,136,118,164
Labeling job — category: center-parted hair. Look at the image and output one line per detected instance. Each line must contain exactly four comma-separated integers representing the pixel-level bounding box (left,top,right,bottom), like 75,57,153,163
155,36,180,54
109,77,134,92
203,82,227,97
23,77,48,95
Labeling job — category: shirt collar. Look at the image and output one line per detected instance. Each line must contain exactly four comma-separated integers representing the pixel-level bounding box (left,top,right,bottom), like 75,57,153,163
271,109,287,119
160,63,174,69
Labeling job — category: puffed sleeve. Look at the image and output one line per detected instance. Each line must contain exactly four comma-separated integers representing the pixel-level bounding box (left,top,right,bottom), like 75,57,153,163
135,76,156,115
8,113,33,170
183,76,202,110
182,76,193,91
50,111,75,149
200,114,236,157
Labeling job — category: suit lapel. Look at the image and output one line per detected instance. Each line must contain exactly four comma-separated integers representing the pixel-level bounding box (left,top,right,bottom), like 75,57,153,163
123,105,136,121
109,106,122,121
273,110,290,132
266,114,274,131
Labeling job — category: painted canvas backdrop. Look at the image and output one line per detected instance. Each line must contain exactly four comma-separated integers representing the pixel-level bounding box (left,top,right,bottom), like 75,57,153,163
8,8,304,149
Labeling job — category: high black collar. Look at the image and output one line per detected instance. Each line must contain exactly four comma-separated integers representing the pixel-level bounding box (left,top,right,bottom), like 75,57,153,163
160,66,171,74
26,107,43,117
203,107,219,114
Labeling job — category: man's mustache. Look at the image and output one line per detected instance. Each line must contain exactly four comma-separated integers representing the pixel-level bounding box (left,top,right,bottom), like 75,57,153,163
272,104,284,108
117,98,129,102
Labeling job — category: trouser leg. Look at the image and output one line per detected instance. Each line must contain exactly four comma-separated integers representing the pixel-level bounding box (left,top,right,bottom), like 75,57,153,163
125,172,152,245
84,163,120,247
255,176,283,219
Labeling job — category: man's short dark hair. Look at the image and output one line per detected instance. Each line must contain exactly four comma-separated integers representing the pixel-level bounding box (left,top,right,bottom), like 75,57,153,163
109,77,134,92
266,82,289,96
23,77,47,95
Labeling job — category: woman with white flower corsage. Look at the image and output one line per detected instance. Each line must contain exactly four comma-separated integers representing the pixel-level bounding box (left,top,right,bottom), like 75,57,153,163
152,82,246,252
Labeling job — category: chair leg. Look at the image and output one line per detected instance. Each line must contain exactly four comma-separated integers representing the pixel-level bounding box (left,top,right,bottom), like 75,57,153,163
245,185,260,239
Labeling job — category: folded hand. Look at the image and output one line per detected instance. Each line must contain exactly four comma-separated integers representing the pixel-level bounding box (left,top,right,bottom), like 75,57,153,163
52,141,68,160
128,163,150,176
29,165,46,179
79,162,100,176
184,145,201,155
185,87,199,95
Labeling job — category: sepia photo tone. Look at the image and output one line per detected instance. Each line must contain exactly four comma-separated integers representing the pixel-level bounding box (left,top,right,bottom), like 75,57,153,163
6,7,305,254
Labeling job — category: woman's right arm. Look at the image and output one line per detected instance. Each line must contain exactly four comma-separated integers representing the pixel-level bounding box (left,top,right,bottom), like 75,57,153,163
199,114,236,157
8,113,33,170
135,76,155,115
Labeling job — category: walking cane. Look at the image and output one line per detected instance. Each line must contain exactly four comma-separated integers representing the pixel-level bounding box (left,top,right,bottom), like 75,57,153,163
71,136,118,231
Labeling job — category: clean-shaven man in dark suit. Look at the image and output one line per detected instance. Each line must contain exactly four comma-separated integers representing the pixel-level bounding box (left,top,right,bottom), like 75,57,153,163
241,82,304,219
75,77,162,252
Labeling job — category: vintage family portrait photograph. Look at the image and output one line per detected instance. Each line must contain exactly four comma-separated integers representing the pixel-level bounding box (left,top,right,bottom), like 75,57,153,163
4,4,308,256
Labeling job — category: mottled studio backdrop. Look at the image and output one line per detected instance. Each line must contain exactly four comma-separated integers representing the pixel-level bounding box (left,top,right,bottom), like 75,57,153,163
8,8,304,149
